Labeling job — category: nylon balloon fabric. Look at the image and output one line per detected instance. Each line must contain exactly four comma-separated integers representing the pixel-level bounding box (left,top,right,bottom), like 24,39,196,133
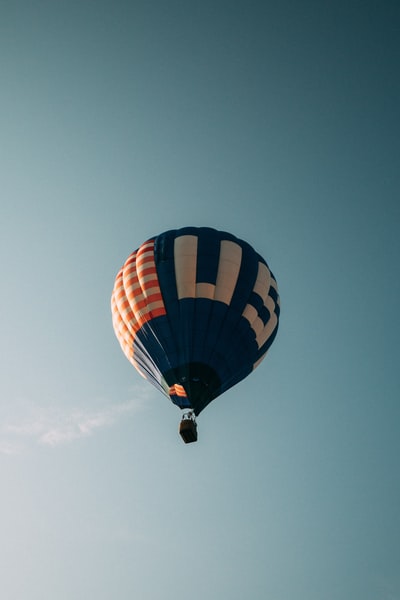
111,227,280,415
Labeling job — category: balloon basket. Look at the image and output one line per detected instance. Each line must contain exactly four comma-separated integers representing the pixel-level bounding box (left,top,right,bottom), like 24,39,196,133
179,412,198,443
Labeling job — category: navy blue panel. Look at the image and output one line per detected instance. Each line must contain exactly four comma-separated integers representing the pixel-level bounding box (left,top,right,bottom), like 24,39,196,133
259,304,271,326
221,319,257,368
200,301,228,358
209,306,246,365
154,259,178,310
191,298,214,363
175,298,195,366
229,241,259,312
196,228,220,284
247,291,264,313
154,229,177,262
269,281,279,304
226,340,258,376
204,308,255,396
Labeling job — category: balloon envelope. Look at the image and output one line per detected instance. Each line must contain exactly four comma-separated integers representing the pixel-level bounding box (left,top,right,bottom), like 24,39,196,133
111,227,280,415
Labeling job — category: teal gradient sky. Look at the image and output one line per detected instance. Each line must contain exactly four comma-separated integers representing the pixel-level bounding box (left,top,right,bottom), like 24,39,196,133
1,1,399,599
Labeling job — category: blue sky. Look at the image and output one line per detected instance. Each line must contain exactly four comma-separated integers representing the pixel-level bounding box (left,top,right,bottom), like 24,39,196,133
1,1,399,599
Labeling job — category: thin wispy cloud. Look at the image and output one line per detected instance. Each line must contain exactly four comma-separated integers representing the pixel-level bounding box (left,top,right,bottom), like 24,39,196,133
6,402,132,447
0,385,152,454
0,440,22,456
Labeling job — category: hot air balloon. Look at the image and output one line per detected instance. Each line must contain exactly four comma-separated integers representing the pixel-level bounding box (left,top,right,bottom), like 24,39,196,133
111,227,280,443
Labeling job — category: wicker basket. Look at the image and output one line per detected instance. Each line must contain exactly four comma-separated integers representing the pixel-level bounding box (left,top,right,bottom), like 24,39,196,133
179,418,198,443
